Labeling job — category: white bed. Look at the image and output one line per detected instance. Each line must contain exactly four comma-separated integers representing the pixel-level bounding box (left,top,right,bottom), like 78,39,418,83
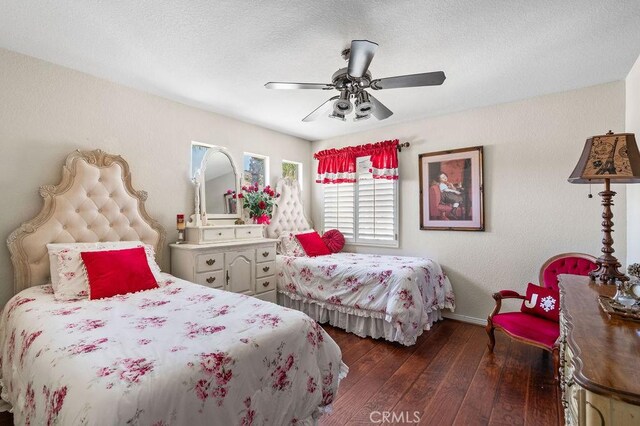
2,149,346,425
265,179,455,346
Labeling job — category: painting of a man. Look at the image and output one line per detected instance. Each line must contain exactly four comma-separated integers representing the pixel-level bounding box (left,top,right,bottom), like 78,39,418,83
420,146,484,231
428,159,471,221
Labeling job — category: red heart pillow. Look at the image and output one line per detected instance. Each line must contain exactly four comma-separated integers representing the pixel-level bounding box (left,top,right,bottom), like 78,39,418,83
322,229,345,253
520,283,560,322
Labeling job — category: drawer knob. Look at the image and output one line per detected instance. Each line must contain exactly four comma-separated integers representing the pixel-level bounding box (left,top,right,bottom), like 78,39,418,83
248,231,252,234
206,276,216,284
263,266,270,272
262,281,270,287
206,259,216,266
218,232,222,236
262,251,269,257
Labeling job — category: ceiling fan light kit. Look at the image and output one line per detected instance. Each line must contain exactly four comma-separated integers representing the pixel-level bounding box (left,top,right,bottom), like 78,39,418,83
333,91,353,115
329,112,346,121
355,91,374,115
354,113,371,121
265,40,446,123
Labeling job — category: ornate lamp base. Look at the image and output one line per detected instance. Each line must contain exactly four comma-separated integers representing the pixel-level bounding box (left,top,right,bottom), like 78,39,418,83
590,178,629,285
590,258,628,285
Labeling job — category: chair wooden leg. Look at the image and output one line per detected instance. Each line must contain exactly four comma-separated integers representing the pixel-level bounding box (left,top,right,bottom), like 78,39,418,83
552,346,560,382
486,321,496,352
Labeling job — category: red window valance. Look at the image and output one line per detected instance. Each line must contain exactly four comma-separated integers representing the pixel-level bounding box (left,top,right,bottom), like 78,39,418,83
314,139,399,184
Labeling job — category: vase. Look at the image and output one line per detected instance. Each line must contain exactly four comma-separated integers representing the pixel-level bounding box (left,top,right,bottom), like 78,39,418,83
613,280,636,307
253,214,270,225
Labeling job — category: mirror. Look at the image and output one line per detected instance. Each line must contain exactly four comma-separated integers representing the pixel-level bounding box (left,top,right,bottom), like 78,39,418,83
191,142,240,221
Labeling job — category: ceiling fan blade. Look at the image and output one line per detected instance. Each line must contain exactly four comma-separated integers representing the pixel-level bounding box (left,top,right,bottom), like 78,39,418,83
347,40,378,78
265,82,334,90
302,96,339,122
371,71,446,90
369,94,393,120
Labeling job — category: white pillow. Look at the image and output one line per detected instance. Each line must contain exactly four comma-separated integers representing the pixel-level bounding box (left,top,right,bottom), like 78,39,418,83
47,241,162,301
48,242,98,289
278,231,313,257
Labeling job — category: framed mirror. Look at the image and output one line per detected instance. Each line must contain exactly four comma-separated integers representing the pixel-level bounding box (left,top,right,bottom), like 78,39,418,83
191,142,241,222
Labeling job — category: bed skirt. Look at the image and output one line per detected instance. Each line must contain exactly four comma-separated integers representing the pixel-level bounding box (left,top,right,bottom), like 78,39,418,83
278,293,443,346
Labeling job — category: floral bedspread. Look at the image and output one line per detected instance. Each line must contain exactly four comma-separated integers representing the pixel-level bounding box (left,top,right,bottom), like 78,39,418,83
277,253,455,345
0,274,346,425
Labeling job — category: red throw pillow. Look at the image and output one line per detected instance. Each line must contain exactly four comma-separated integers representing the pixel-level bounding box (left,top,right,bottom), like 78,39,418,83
295,231,331,257
520,283,560,322
81,247,159,300
322,229,345,253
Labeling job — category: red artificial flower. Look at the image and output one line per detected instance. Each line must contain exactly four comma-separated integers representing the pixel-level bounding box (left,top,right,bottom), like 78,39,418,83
237,193,244,199
258,201,266,210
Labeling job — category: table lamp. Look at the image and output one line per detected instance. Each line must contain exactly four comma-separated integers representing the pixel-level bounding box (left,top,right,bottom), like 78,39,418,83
568,131,640,284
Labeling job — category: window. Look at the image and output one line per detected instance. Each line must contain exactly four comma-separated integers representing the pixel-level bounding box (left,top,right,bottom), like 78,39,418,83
323,156,398,246
282,160,303,187
243,153,269,188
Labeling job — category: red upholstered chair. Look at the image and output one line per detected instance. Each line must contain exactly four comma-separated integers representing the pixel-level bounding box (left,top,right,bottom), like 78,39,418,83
429,184,452,220
486,253,597,380
538,253,598,291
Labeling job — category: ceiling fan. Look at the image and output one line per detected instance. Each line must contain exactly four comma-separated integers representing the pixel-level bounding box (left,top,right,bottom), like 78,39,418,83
264,40,446,122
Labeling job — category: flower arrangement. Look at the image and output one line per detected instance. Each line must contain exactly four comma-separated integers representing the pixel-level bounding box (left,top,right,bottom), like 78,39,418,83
231,183,280,224
628,263,640,279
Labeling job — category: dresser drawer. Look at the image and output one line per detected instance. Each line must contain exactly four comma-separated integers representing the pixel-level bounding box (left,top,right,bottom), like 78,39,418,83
254,290,277,304
195,270,224,289
256,246,276,263
256,276,275,294
195,252,224,272
256,261,275,278
236,226,262,239
202,227,235,242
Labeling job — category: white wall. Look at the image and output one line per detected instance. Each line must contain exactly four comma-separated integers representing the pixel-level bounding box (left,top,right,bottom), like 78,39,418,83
626,55,640,266
0,48,312,306
311,82,626,323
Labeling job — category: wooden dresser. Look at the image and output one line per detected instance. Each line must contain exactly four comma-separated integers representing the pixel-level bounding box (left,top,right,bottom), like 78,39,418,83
170,236,278,304
558,274,640,425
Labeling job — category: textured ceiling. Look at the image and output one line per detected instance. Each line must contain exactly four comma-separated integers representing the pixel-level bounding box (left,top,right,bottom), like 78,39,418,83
1,1,639,141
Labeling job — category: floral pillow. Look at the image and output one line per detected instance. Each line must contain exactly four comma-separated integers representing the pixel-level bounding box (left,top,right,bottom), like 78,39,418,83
47,242,99,289
277,232,309,257
47,241,162,301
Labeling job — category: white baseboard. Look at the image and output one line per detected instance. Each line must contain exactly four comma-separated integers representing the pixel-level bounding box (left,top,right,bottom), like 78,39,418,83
442,312,487,326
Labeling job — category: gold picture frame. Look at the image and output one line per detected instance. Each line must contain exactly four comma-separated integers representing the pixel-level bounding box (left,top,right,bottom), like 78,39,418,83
419,146,484,231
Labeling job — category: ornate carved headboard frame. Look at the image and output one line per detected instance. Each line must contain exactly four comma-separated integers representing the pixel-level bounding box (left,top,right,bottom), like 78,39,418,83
265,178,313,239
7,149,167,294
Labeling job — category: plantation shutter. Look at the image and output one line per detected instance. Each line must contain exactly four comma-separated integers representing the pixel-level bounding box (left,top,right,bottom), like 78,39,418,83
356,157,397,242
323,182,355,240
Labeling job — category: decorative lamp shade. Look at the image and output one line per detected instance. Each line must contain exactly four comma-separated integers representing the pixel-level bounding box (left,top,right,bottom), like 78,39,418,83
568,132,640,184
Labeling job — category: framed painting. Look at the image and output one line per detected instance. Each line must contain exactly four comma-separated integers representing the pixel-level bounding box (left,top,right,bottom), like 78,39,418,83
419,146,484,231
223,193,237,214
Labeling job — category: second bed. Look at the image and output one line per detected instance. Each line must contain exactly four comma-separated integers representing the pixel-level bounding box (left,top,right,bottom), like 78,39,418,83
266,179,455,346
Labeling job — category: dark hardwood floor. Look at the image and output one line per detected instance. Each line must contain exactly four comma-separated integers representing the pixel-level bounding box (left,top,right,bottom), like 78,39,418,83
320,320,561,426
0,320,560,426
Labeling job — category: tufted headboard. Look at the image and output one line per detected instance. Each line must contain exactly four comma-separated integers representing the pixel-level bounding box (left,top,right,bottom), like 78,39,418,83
265,178,312,239
7,149,167,294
